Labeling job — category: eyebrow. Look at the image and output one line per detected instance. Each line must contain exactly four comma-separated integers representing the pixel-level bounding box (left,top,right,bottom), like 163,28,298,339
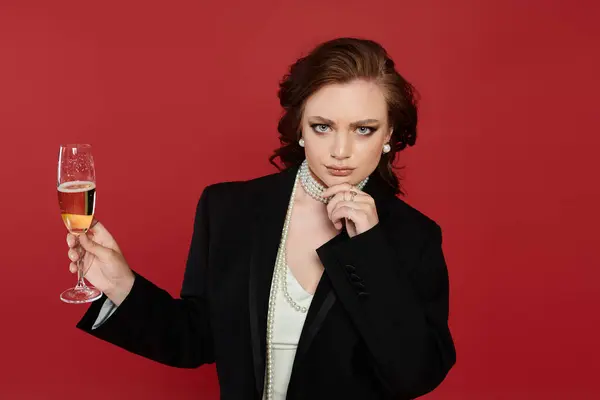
307,116,381,129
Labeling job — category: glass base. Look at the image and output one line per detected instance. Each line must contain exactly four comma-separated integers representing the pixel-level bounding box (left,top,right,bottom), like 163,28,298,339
60,285,102,304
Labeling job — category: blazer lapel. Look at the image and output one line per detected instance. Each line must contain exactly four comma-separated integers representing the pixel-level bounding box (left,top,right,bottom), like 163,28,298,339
289,259,338,370
248,166,298,395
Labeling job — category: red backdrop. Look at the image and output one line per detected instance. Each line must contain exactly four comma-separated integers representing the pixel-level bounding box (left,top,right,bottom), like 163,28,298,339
1,0,598,399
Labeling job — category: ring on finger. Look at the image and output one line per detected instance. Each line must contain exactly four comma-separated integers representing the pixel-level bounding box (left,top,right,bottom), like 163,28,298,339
349,190,358,202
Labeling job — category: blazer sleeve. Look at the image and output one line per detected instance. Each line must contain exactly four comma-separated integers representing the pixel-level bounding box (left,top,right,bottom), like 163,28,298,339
316,222,456,399
75,186,215,369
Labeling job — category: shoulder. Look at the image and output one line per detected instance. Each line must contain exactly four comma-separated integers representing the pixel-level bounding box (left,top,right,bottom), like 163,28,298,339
384,195,443,241
198,169,285,210
204,169,283,196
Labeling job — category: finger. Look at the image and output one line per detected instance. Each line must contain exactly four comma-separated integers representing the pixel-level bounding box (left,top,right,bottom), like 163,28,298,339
322,183,355,199
345,190,371,203
78,232,113,260
326,192,346,219
87,221,120,253
66,233,78,248
88,220,104,237
90,217,100,229
331,206,353,230
333,201,369,213
349,191,372,203
329,200,347,229
331,206,367,230
327,191,370,220
68,248,81,263
69,262,78,273
331,201,369,225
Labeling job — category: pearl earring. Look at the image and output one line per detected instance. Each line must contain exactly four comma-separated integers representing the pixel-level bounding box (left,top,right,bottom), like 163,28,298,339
383,143,391,153
299,138,305,147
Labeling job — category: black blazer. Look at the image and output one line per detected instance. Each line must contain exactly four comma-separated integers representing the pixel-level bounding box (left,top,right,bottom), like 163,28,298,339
77,165,456,399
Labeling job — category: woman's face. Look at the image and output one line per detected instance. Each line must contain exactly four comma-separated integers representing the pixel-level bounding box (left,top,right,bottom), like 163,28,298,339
301,79,392,188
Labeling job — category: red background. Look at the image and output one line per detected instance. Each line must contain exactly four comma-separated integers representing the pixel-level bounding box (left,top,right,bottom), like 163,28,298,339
1,1,599,399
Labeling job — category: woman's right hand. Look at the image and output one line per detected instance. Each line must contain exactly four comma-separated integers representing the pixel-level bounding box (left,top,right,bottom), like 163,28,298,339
67,221,135,306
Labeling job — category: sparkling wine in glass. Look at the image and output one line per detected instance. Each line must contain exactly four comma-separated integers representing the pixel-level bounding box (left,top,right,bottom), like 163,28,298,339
57,144,102,303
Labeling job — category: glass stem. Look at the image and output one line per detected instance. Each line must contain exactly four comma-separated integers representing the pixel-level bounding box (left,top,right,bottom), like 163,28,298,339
75,237,87,289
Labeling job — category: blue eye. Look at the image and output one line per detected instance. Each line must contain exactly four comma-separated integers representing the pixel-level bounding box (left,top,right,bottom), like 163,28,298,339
311,124,330,133
357,126,376,135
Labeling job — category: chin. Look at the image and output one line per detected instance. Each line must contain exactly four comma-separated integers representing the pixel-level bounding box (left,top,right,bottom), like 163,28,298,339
319,173,359,188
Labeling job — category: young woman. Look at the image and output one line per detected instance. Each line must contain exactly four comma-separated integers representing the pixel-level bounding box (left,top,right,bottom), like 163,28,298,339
68,37,456,399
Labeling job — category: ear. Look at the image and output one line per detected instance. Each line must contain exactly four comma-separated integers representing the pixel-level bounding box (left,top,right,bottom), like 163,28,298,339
385,127,393,144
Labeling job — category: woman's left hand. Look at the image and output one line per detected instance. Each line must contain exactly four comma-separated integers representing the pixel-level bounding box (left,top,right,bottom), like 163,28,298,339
322,183,379,238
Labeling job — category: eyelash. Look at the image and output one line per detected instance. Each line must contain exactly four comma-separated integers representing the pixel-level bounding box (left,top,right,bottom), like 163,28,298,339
311,124,331,134
310,124,378,136
356,126,377,135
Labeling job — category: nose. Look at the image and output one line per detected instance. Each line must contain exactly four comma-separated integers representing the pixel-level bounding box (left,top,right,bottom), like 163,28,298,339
330,132,352,160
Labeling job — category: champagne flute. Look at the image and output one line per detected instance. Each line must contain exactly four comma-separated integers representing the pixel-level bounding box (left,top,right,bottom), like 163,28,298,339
57,144,102,303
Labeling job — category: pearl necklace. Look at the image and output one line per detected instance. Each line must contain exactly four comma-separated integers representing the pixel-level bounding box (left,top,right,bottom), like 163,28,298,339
299,159,369,204
264,164,368,399
265,171,301,399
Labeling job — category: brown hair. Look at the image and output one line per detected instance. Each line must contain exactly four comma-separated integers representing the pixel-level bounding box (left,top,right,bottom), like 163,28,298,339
268,37,419,195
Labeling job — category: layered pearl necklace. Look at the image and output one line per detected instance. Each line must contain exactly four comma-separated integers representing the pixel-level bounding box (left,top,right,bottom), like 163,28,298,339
264,161,368,399
264,171,300,399
299,159,369,204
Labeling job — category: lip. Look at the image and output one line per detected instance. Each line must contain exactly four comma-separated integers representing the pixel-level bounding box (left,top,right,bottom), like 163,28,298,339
326,166,355,176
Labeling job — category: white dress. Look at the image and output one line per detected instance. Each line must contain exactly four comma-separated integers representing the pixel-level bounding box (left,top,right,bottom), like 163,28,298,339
263,267,314,399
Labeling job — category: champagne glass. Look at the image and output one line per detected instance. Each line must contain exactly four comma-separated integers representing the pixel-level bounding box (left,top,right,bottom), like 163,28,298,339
57,144,102,303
